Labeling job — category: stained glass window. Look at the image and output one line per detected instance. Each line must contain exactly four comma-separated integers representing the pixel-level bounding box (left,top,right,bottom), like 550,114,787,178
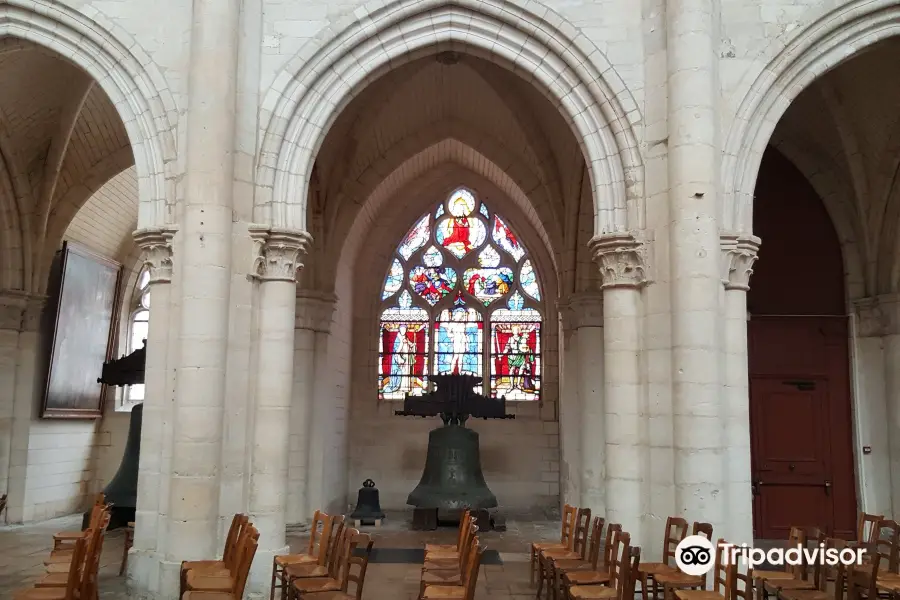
377,187,543,400
124,266,151,409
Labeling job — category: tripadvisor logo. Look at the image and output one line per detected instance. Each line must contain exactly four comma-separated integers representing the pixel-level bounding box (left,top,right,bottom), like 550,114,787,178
675,536,867,576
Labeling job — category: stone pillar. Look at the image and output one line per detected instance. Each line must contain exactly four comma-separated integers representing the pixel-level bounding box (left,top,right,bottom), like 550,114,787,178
0,291,27,501
666,0,724,526
590,233,649,546
557,300,582,507
246,227,311,592
288,291,337,525
162,0,240,586
129,227,176,593
559,293,606,513
877,296,900,518
720,233,759,544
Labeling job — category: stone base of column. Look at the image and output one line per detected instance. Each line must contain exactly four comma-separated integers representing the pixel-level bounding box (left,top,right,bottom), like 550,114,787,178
125,555,181,600
245,545,290,599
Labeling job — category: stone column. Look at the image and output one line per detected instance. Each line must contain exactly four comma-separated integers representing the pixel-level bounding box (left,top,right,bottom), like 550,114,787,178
305,295,338,515
720,233,759,544
288,291,337,525
245,227,311,592
163,0,240,585
590,233,649,545
877,295,900,518
666,0,724,526
560,293,606,513
129,227,176,592
557,300,582,507
0,291,28,501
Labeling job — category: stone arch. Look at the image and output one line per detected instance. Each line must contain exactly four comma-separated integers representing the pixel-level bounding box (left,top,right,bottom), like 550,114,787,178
255,0,643,236
0,124,28,291
721,0,900,233
0,0,177,232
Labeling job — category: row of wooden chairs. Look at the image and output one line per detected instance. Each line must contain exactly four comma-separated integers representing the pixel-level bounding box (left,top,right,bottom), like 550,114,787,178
418,509,486,600
270,510,376,600
180,513,260,600
13,495,111,600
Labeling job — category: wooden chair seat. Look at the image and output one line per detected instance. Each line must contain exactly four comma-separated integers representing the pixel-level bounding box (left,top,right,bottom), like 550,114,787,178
778,590,830,600
569,584,618,599
32,573,69,588
425,543,459,553
183,560,227,572
44,563,72,574
565,570,612,586
427,550,459,560
422,569,462,586
877,579,900,594
754,571,797,582
51,531,84,543
765,578,816,592
553,557,596,571
534,541,568,553
274,553,317,567
544,548,581,561
284,563,329,578
13,588,69,600
185,573,235,592
675,591,725,600
182,592,240,600
298,593,353,600
421,585,467,599
290,576,341,594
423,557,460,571
654,571,704,587
640,562,678,576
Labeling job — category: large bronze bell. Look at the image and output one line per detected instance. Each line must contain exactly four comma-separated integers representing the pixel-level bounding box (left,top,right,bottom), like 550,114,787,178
407,424,497,510
83,402,142,530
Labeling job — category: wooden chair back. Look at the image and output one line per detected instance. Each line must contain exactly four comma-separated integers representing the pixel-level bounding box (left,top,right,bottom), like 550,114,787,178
817,538,847,592
223,513,249,568
341,533,374,598
870,519,900,573
457,525,479,572
331,526,361,579
315,514,340,566
603,523,623,568
662,517,690,566
858,513,883,545
846,546,880,600
585,517,606,569
65,536,89,599
81,526,107,599
462,543,486,600
573,508,592,558
802,528,827,582
456,509,472,548
85,502,110,531
608,530,631,588
726,559,754,600
692,522,714,540
233,527,260,598
306,510,326,556
623,546,641,600
561,504,578,547
784,527,807,575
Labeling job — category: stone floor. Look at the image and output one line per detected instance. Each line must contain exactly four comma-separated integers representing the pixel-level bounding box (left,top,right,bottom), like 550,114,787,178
0,510,561,599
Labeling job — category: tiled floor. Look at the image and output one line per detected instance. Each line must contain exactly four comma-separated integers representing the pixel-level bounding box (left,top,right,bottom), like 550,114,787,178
0,510,561,599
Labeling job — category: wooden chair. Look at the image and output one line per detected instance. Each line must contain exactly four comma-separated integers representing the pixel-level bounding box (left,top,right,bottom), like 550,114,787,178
674,538,729,600
654,527,717,600
288,532,372,599
0,493,7,522
425,513,476,563
562,524,623,595
727,558,755,600
532,504,579,586
45,512,111,574
182,534,259,600
184,526,261,595
637,516,690,600
419,525,479,597
37,527,103,595
182,513,250,595
286,526,359,598
779,539,848,600
537,508,593,596
13,536,88,600
425,509,472,555
301,534,375,600
120,521,135,576
421,543,485,600
845,549,880,600
869,521,900,575
860,514,884,547
52,494,107,551
271,515,343,600
542,517,607,600
282,520,349,594
569,542,641,600
271,511,327,600
762,529,829,600
753,527,808,598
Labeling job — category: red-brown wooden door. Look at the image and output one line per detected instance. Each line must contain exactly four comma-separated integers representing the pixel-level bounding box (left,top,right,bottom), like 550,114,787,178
749,376,834,539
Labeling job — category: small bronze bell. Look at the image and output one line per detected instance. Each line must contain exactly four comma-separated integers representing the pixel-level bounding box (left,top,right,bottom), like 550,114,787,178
350,479,385,527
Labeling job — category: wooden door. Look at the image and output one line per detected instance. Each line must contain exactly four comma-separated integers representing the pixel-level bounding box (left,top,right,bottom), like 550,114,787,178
750,376,833,539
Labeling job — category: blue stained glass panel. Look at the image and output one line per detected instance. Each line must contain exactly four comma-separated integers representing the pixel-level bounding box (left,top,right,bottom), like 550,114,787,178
382,258,404,299
520,260,541,301
398,214,430,261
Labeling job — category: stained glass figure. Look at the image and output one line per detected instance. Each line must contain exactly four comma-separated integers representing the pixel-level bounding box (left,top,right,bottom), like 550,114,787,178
409,266,457,305
463,267,514,305
435,204,445,218
434,297,483,378
382,258,404,299
436,217,486,259
490,295,541,400
478,245,500,268
479,202,489,219
448,189,476,216
379,300,429,400
399,214,430,260
492,215,525,262
423,246,443,267
520,259,541,301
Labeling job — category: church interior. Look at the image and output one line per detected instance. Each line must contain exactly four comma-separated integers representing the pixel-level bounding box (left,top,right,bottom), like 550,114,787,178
3,1,900,600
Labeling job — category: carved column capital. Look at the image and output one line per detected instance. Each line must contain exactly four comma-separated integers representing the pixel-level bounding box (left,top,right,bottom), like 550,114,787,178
588,232,649,289
295,290,337,332
133,226,177,284
0,290,46,332
854,294,900,337
249,226,313,283
720,232,761,291
557,292,604,331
